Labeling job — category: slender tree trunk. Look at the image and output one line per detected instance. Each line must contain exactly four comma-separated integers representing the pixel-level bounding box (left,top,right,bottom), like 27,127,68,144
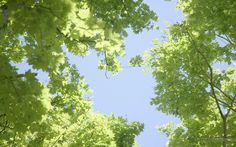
222,117,227,147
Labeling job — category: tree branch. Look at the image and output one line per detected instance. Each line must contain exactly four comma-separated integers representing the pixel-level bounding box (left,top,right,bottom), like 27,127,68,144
56,27,96,46
216,33,235,47
184,28,235,147
104,51,109,79
197,75,236,112
185,29,225,119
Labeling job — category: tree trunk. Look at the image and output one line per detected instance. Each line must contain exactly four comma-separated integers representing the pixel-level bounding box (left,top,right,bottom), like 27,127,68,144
222,117,227,147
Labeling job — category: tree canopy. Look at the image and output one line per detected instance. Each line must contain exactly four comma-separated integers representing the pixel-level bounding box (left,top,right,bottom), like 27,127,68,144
1,0,236,146
144,0,236,146
0,0,157,146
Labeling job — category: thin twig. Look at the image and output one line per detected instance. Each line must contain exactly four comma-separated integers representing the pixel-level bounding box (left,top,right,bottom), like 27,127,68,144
104,51,109,79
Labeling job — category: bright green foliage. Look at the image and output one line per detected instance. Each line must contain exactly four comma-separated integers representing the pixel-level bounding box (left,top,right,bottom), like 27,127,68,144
145,0,236,146
129,55,143,67
109,115,144,147
0,0,157,146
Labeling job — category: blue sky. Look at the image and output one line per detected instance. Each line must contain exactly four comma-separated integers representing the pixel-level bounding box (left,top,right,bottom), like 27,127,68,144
68,1,183,146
